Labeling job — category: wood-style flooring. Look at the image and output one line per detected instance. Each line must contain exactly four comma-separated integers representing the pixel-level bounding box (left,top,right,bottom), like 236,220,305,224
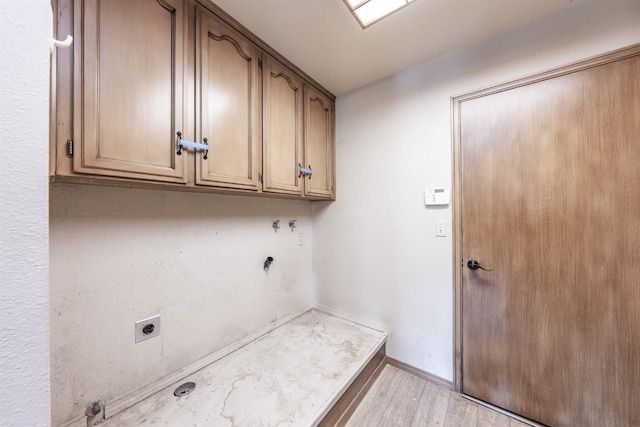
346,365,532,427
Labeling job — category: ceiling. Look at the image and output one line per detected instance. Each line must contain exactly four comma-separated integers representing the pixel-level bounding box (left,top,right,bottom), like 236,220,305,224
210,0,580,96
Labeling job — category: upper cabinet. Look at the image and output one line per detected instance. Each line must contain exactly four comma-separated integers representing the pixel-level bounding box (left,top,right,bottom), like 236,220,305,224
52,0,335,200
195,7,261,191
303,85,335,198
73,0,189,183
263,56,304,196
262,57,335,198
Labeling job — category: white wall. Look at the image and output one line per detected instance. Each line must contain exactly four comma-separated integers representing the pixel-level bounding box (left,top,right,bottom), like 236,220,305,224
313,0,640,382
0,1,52,426
49,186,313,425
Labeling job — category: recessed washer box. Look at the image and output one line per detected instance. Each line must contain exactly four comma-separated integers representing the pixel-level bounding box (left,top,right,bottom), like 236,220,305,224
135,315,161,343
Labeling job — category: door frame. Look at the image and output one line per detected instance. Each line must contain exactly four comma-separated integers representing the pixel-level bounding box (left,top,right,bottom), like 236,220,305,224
451,43,640,393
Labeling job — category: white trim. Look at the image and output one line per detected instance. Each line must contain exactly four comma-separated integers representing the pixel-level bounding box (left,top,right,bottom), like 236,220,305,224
313,304,388,333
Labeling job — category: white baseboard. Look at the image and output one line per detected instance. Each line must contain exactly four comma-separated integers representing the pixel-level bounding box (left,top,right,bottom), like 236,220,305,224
313,304,388,333
63,307,312,427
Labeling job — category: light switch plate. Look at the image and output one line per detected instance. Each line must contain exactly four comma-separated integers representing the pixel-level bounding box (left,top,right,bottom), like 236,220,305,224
436,221,447,237
135,315,161,343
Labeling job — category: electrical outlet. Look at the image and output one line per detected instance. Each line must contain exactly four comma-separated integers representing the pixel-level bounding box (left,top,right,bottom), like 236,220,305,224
135,315,161,343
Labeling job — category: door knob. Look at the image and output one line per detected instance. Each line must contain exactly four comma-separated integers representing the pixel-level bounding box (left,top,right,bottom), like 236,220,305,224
467,260,493,271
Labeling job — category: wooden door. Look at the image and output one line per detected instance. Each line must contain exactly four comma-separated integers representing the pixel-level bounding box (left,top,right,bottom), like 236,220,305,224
74,0,188,182
262,56,303,195
195,7,261,190
303,85,335,199
456,48,640,427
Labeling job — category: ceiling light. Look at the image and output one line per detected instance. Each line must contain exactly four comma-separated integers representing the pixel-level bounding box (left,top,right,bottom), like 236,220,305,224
344,0,417,28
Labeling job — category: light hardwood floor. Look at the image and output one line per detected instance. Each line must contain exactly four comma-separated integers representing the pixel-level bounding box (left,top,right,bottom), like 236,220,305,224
346,365,532,427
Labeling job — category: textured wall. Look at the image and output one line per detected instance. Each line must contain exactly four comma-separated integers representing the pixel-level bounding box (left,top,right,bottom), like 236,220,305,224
49,185,313,425
0,1,52,426
313,0,640,382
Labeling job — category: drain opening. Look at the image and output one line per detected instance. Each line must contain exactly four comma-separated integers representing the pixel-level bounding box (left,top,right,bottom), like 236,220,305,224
174,382,196,397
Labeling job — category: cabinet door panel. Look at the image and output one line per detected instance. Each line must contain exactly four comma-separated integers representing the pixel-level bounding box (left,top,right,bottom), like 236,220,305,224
304,86,335,198
263,57,303,195
74,0,188,182
196,9,260,190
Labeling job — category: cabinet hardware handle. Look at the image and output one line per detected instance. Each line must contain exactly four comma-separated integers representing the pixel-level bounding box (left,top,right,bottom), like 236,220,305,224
202,138,208,160
176,131,183,155
176,131,209,156
299,164,313,178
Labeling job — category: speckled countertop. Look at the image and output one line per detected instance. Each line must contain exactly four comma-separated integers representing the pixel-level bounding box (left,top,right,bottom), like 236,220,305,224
103,310,387,427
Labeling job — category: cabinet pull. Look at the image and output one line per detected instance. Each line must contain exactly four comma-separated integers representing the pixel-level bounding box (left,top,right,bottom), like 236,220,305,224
299,164,313,179
176,132,210,159
66,138,74,157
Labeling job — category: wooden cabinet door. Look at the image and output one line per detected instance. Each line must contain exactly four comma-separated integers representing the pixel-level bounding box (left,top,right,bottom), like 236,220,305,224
73,0,188,182
303,85,335,199
195,8,261,190
262,56,303,195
